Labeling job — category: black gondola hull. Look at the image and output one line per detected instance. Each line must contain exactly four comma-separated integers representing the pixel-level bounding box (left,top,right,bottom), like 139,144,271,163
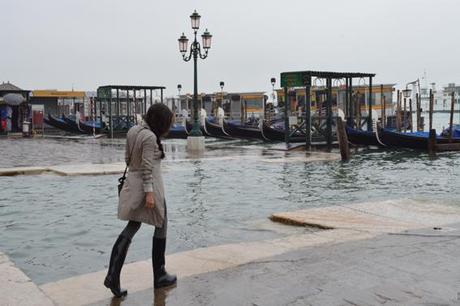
223,120,264,140
45,114,83,134
205,119,234,139
380,129,460,150
79,121,104,134
346,127,381,147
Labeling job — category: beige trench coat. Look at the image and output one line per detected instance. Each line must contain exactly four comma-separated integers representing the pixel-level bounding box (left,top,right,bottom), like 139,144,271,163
118,123,165,227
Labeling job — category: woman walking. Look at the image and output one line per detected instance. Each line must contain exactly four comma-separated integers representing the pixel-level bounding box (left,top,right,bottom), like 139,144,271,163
104,104,177,297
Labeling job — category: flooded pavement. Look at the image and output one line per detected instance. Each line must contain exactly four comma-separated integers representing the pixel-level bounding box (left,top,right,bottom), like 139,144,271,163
1,136,460,286
88,223,460,306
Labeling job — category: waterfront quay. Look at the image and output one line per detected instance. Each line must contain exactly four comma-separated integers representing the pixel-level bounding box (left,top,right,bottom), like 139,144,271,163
1,137,460,305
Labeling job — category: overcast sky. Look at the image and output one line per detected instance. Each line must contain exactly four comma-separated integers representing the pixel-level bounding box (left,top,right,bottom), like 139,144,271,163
2,0,459,95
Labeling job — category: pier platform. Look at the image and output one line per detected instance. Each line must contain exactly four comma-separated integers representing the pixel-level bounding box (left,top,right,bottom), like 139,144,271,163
2,199,459,305
0,152,340,177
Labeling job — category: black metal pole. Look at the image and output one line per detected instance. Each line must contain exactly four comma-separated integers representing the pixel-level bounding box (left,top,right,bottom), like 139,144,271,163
345,78,349,119
368,77,373,131
144,89,147,114
305,77,311,149
380,84,384,128
349,78,353,126
126,90,130,129
326,78,332,151
116,88,120,129
190,32,202,136
284,87,289,144
133,89,137,124
109,90,113,138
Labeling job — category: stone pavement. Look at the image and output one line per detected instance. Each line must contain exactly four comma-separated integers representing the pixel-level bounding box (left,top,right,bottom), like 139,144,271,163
0,252,54,306
88,223,460,306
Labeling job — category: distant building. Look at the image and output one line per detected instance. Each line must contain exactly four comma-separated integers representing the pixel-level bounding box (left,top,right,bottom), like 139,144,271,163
0,82,30,134
29,90,87,118
276,84,395,117
442,83,460,110
177,91,267,120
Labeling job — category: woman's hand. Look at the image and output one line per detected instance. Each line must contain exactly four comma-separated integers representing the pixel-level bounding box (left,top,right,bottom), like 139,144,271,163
145,192,155,209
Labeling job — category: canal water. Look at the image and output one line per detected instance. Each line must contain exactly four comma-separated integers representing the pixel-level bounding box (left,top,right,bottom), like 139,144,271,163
1,113,460,285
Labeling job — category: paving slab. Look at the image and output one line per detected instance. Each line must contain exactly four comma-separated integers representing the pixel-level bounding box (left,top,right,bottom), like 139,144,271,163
0,252,54,306
271,199,460,233
0,166,48,176
47,163,126,176
87,223,460,306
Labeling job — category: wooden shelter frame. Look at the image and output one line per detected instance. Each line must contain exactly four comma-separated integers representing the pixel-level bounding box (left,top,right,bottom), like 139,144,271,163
96,85,165,138
280,70,375,150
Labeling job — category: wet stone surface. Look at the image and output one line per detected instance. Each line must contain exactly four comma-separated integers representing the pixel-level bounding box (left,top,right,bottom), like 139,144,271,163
88,223,460,306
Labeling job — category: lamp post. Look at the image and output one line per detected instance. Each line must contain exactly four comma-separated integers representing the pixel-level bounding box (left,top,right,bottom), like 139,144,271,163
271,77,276,101
219,81,224,109
405,79,421,131
176,84,182,115
178,10,212,140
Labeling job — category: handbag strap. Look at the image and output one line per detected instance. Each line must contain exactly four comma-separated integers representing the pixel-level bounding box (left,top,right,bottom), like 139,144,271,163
121,127,146,179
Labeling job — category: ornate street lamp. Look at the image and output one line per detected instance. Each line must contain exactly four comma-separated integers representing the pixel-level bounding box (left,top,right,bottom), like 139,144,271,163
270,77,276,105
178,10,212,137
402,88,412,98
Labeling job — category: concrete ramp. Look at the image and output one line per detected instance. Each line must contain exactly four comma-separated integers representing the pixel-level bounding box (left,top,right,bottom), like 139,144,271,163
271,199,460,233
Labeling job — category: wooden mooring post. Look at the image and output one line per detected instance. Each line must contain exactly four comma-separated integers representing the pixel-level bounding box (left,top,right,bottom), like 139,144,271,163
428,129,437,155
427,89,436,155
380,84,385,128
409,98,413,132
416,93,421,131
336,117,350,161
429,89,434,132
396,90,401,131
435,91,460,152
449,91,455,142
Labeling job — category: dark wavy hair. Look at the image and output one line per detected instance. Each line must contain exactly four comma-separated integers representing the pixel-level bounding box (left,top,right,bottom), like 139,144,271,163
144,103,174,159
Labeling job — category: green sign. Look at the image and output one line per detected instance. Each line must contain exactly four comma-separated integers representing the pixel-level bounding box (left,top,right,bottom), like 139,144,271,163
97,87,111,99
280,72,309,87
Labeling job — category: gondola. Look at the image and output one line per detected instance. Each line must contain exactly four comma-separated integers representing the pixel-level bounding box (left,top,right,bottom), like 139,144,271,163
261,121,285,141
44,114,83,134
204,117,233,139
62,115,88,134
223,119,266,140
79,120,105,134
262,120,310,143
166,124,188,139
379,128,460,150
345,126,382,147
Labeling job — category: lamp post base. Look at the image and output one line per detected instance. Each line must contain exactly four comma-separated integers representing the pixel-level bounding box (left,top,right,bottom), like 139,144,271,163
187,136,205,152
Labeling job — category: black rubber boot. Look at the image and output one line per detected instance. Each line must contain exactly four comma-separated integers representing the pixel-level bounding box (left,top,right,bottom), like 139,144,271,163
152,237,177,289
104,235,131,297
